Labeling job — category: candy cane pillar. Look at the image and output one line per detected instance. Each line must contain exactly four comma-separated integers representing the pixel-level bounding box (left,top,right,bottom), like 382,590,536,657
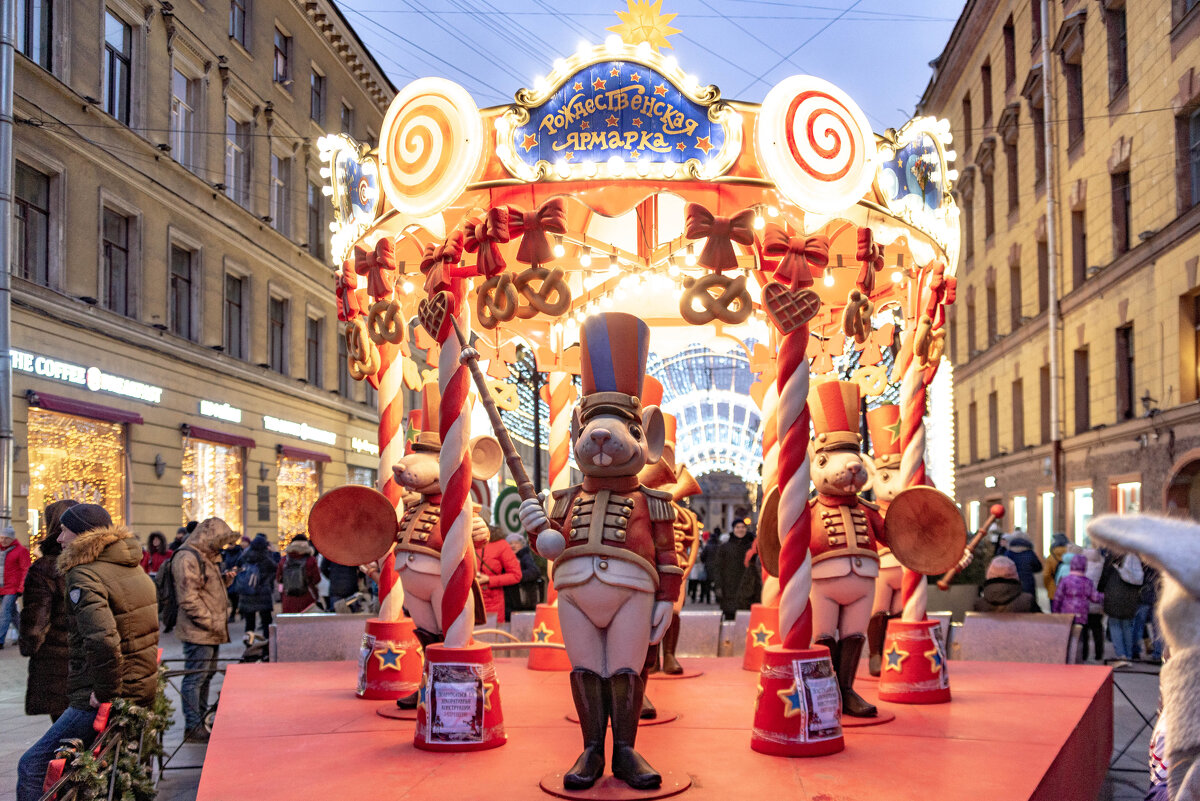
376,340,406,622
528,371,572,671
416,296,505,751
743,378,782,671
751,325,844,756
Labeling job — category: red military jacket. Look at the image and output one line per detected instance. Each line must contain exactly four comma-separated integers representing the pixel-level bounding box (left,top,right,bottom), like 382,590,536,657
876,498,893,559
808,493,887,566
395,496,444,558
544,474,683,602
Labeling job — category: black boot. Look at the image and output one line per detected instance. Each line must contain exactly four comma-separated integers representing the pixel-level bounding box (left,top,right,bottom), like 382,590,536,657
609,670,662,790
638,663,657,720
645,641,661,675
396,628,442,709
814,634,839,666
661,614,683,675
563,669,608,790
837,634,877,718
867,612,889,677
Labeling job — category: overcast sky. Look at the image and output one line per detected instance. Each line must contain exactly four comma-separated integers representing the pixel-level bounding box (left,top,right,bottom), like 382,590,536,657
338,0,967,131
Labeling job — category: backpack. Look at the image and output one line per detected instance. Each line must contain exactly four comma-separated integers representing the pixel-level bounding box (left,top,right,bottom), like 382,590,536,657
230,560,261,595
1116,553,1144,586
155,549,203,632
282,557,310,597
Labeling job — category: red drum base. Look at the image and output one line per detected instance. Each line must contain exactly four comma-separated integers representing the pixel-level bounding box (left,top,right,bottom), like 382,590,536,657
742,604,781,672
876,619,951,705
527,604,574,672
750,644,845,757
356,618,422,700
414,642,506,752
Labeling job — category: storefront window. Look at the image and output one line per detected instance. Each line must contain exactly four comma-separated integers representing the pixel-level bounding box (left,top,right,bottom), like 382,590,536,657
1073,487,1094,544
27,408,126,548
967,500,980,533
1112,481,1141,514
277,457,320,548
1041,491,1056,555
181,437,244,529
347,465,377,487
1011,495,1028,533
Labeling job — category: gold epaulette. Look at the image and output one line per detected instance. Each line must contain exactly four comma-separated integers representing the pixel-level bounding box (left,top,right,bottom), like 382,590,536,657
548,486,578,521
641,486,675,522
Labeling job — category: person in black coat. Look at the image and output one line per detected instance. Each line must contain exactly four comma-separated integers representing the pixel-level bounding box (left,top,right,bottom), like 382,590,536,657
504,534,542,618
697,532,720,604
1100,549,1143,662
19,500,78,721
321,555,361,611
999,532,1043,596
713,522,756,620
973,556,1041,613
236,534,277,637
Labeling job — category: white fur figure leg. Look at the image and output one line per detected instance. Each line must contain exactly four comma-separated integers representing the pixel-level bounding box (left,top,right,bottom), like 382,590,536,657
559,581,623,675
811,580,844,640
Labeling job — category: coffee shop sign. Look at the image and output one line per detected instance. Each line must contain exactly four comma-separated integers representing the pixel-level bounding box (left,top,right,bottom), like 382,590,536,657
11,349,164,404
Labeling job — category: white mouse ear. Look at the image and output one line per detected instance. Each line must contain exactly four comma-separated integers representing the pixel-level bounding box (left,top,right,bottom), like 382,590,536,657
641,406,665,465
1088,514,1200,597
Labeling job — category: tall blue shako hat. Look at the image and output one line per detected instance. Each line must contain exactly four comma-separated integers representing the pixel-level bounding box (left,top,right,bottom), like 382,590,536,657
577,312,650,423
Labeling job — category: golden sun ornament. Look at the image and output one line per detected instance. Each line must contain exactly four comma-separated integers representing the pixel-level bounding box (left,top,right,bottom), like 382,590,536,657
608,0,681,51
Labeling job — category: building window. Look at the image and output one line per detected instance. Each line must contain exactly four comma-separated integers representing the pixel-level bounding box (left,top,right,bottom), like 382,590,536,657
1116,324,1135,421
277,456,320,549
310,70,325,124
14,161,50,286
26,408,126,546
1111,481,1141,514
1010,263,1022,329
306,316,322,387
1072,487,1094,542
225,115,251,208
340,102,353,135
348,466,377,487
337,332,351,398
1064,61,1084,147
982,169,995,239
1192,294,1200,401
307,181,324,260
1003,18,1016,89
988,391,999,456
268,296,288,373
1011,495,1028,533
967,299,978,354
182,437,244,528
1189,109,1200,208
1112,170,1131,256
270,153,290,235
967,500,981,533
1037,239,1049,312
1040,364,1052,444
1005,138,1019,214
986,284,997,344
949,316,957,363
968,400,978,462
963,193,975,261
1041,491,1054,552
16,0,52,70
1074,347,1090,434
102,11,132,125
1106,6,1128,99
1071,210,1087,288
170,69,199,171
101,207,133,316
169,244,194,340
961,94,972,153
981,61,993,125
1031,0,1042,46
1031,103,1046,186
1012,379,1025,450
273,27,291,85
224,274,245,358
230,0,248,47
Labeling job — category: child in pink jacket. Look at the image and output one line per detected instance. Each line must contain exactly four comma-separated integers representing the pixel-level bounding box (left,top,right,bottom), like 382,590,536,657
1052,553,1103,624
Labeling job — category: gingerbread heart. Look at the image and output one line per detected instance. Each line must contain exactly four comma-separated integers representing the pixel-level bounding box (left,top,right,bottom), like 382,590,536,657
763,282,821,335
418,290,456,342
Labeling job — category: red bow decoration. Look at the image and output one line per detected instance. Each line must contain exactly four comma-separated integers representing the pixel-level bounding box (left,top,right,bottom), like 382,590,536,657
336,265,369,321
683,203,756,272
762,225,829,290
353,238,399,300
420,231,465,294
855,227,885,294
508,198,567,266
463,206,514,278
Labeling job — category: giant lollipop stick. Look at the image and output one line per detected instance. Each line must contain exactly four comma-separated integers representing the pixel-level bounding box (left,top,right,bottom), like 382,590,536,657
544,370,574,605
775,325,814,649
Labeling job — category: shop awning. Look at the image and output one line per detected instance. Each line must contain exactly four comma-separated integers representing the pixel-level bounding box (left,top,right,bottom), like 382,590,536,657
25,390,144,425
276,444,333,463
181,424,256,450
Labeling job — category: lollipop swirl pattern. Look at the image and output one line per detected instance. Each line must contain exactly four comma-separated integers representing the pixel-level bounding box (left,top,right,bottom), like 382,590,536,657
786,91,859,182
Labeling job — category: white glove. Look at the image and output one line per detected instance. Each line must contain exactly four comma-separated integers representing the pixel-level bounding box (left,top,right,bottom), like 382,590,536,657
649,601,673,645
956,547,974,572
519,496,549,535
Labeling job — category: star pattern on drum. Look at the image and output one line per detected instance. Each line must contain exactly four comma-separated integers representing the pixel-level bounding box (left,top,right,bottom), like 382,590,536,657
777,681,805,718
884,642,910,672
521,134,538,153
694,136,714,155
593,77,607,91
532,621,555,643
417,677,429,711
750,623,775,647
374,643,407,671
924,645,944,673
483,681,497,711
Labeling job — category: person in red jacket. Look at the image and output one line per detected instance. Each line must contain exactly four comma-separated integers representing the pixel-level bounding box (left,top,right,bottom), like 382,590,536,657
475,528,521,624
139,531,171,577
276,535,321,613
1,527,32,648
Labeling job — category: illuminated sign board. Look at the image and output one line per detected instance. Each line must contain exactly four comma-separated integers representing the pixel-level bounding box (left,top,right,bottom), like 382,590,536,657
352,437,380,456
11,349,164,404
199,400,243,424
263,415,337,446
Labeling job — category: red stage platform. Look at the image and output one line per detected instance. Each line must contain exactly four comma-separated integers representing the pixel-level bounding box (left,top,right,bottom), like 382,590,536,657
197,657,1112,801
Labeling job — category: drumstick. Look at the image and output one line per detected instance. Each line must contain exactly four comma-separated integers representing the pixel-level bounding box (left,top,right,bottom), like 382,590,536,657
449,316,547,532
937,503,1006,591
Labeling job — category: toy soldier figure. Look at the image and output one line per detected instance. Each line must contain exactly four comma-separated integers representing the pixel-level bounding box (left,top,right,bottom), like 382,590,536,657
865,403,904,676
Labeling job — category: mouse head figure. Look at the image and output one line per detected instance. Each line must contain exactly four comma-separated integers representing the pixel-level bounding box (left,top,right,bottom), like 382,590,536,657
864,404,903,505
572,313,665,479
392,380,503,496
809,380,870,498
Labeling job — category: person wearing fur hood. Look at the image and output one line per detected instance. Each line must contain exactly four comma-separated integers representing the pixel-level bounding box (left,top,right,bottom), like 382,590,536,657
16,504,158,801
277,535,321,614
172,517,239,742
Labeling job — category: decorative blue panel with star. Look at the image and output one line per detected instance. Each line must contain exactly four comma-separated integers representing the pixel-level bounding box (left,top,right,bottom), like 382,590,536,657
879,133,944,213
512,61,725,169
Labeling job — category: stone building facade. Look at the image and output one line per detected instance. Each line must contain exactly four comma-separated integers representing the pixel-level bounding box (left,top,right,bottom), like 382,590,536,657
919,0,1200,551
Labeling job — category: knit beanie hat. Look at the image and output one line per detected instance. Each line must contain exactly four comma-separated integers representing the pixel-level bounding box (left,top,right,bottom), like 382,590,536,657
60,504,113,535
986,555,1019,581
1070,553,1087,573
251,533,269,551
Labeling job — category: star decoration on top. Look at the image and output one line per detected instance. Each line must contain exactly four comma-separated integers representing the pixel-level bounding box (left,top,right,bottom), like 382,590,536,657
608,0,681,51
750,623,775,648
532,621,555,643
694,136,714,155
884,641,909,672
777,681,805,718
654,83,669,97
592,77,607,91
520,134,538,153
606,114,620,127
632,117,643,127
483,681,496,711
610,66,620,77
574,80,584,91
374,643,407,671
630,72,641,82
925,645,945,673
